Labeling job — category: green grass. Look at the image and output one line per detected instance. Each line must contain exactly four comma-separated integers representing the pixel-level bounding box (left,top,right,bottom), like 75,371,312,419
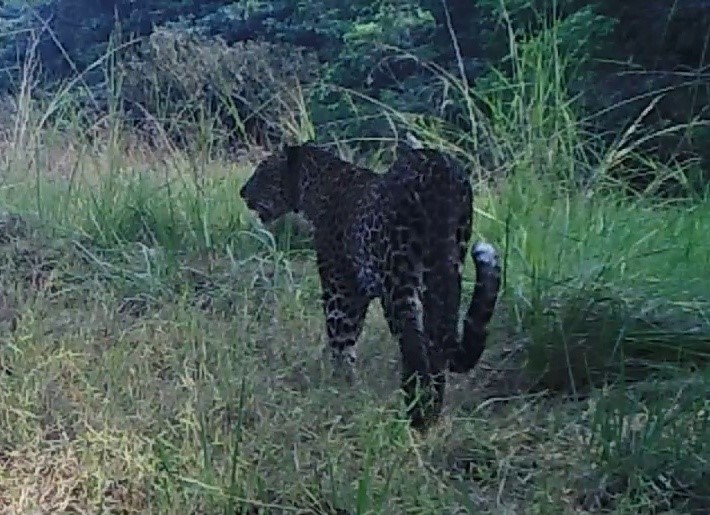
0,126,707,513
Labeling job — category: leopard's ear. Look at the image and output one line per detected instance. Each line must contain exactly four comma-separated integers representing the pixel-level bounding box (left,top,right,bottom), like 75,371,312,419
283,144,303,210
284,144,303,171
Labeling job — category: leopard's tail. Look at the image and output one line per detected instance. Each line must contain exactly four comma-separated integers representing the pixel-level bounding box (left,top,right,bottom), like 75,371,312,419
448,241,502,374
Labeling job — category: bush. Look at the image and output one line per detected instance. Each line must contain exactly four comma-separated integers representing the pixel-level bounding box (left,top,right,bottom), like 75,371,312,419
119,28,320,149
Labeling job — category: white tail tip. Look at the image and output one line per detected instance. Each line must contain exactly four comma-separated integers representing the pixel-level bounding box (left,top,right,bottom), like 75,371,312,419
472,241,498,267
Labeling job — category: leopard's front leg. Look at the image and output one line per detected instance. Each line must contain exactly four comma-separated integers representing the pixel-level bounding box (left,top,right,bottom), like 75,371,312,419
317,260,370,384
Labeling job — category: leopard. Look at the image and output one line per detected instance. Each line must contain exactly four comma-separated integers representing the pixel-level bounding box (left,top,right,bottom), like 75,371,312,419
239,140,501,429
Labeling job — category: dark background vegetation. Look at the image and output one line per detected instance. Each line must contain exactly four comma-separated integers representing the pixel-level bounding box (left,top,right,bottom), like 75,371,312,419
2,0,709,193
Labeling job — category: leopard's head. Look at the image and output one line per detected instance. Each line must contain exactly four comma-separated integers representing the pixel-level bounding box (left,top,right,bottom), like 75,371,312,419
239,145,304,224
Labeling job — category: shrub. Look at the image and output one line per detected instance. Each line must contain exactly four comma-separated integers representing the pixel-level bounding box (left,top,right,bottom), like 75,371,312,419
119,28,320,149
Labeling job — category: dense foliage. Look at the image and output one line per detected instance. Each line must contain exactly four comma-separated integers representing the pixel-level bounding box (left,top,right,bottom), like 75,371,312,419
1,1,709,190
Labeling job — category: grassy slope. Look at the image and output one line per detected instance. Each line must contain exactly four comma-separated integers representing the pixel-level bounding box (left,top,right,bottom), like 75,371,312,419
0,132,707,514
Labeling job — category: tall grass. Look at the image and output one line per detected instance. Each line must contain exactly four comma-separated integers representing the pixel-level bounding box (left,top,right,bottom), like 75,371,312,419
0,9,708,513
2,0,708,390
